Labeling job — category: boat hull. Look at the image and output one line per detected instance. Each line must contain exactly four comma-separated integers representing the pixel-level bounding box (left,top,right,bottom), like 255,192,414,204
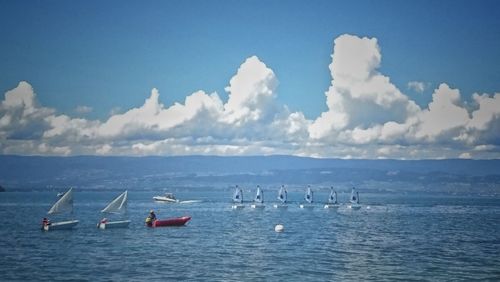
324,204,340,209
273,204,288,209
348,204,361,210
231,204,245,209
151,216,191,227
251,204,265,209
43,220,79,231
98,220,131,229
299,204,315,209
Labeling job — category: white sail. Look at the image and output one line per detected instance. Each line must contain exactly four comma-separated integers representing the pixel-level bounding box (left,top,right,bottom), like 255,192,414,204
277,185,287,203
101,191,128,214
233,186,243,203
350,187,359,204
254,186,264,203
305,186,313,204
48,188,74,215
328,188,337,204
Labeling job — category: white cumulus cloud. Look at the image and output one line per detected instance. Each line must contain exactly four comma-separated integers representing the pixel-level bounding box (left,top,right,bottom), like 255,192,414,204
0,34,499,159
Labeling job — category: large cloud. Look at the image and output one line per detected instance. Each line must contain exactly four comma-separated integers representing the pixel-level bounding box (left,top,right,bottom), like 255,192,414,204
0,56,308,156
309,34,420,141
0,35,499,159
307,34,499,159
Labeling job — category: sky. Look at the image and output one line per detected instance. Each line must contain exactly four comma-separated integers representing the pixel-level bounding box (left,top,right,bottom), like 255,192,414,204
1,0,500,159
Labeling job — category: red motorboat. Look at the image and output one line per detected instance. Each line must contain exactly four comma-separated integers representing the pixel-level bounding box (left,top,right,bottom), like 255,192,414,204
150,216,191,227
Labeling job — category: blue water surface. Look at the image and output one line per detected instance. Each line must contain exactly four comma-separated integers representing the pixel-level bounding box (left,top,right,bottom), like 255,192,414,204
0,189,499,281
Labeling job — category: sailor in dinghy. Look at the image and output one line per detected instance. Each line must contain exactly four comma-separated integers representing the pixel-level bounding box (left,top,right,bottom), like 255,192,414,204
231,185,245,209
347,187,362,210
43,187,79,231
300,185,314,209
324,187,340,209
97,190,131,229
251,185,265,209
273,185,288,209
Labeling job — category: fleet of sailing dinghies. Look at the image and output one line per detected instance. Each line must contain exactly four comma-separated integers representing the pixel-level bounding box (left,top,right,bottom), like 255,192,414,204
231,185,245,209
348,187,361,210
97,191,131,229
40,185,363,231
43,188,79,231
231,185,361,210
324,187,340,209
299,186,314,209
251,185,265,209
273,185,288,209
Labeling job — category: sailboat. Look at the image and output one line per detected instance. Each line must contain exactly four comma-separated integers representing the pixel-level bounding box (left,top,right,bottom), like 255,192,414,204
348,187,361,210
299,185,314,209
231,185,245,209
324,187,340,209
43,187,79,231
273,185,288,209
251,185,265,209
97,191,131,229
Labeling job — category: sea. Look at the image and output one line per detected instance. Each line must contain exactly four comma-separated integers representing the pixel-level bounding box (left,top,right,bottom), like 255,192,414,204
1,188,499,281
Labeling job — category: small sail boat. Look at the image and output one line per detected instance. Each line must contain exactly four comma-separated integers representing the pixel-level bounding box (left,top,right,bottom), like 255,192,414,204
43,187,79,231
324,187,340,209
251,185,265,209
348,187,361,210
273,185,288,209
300,185,314,209
231,185,245,209
97,191,131,229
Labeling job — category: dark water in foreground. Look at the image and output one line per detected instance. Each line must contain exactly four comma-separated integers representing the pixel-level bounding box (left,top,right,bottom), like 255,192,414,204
1,189,499,281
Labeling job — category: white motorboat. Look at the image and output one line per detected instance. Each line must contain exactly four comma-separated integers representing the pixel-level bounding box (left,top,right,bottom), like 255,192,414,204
153,193,179,203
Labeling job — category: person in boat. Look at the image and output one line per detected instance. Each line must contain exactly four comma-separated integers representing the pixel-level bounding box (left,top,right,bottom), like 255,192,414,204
97,218,108,228
145,210,157,227
41,217,51,229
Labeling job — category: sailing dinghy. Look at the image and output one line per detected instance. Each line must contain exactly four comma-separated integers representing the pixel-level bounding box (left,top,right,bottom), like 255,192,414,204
43,188,79,231
273,185,288,209
324,187,340,209
97,191,131,229
251,185,265,209
231,185,245,209
348,187,361,210
299,186,314,209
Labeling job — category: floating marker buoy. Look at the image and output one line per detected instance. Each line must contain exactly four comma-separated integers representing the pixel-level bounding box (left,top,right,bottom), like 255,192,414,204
275,224,284,232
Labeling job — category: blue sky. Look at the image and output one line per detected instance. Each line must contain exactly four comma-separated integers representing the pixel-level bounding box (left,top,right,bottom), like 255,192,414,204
1,0,500,158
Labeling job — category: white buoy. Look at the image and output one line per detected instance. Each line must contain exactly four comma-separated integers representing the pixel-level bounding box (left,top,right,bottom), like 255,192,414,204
275,224,284,233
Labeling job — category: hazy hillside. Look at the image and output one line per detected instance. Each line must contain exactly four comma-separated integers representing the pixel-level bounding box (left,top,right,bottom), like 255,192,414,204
1,155,499,194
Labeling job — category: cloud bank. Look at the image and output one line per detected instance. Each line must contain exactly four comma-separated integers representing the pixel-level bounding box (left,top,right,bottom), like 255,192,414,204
1,35,499,159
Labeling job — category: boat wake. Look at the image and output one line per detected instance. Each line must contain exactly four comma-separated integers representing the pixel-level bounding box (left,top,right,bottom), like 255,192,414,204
179,200,203,204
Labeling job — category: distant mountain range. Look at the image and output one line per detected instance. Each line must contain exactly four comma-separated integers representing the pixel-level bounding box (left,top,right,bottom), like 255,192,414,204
1,155,499,194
